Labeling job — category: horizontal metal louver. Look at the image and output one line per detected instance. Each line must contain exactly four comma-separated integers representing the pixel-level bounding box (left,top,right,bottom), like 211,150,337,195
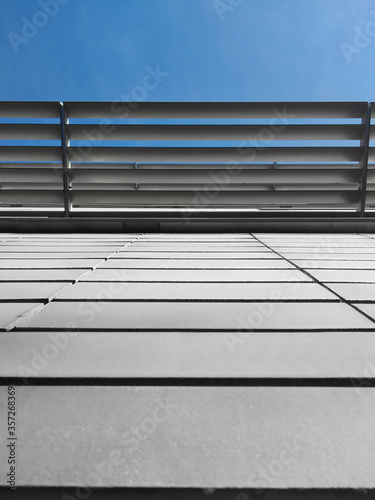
0,101,373,217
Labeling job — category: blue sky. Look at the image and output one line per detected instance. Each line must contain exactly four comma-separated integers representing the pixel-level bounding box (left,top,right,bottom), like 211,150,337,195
0,0,375,103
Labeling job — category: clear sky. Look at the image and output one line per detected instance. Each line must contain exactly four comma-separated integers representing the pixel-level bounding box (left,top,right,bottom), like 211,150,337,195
0,0,374,102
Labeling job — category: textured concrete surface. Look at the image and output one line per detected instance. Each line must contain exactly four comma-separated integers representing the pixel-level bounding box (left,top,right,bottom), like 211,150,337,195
0,282,67,300
81,268,310,282
99,258,293,269
0,269,87,281
1,331,375,379
56,281,337,301
1,232,375,491
18,301,373,330
1,386,375,488
0,303,41,329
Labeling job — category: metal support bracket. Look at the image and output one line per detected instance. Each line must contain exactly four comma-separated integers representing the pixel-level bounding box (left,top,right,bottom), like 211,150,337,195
59,102,70,217
357,102,372,217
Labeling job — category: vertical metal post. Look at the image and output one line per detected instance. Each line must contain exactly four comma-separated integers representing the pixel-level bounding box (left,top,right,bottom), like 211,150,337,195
135,161,139,191
357,102,372,217
59,102,70,217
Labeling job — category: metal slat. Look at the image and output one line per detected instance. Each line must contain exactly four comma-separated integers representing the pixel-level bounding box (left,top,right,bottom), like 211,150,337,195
70,190,359,206
68,184,359,192
67,124,364,141
0,169,62,182
0,162,63,168
0,124,61,140
68,162,361,170
0,190,64,204
65,101,368,119
0,101,60,118
69,168,361,185
0,183,63,190
67,146,362,163
0,147,61,161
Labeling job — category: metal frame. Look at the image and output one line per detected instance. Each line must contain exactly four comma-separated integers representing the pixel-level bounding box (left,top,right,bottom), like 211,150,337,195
0,101,374,226
59,102,71,217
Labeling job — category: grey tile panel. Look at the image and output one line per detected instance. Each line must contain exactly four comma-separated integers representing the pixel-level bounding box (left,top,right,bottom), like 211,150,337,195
0,252,114,259
301,261,375,269
1,331,373,379
114,251,275,259
0,259,103,269
82,268,311,282
356,303,375,320
56,282,337,301
328,283,375,301
1,386,374,488
274,248,375,253
0,269,87,281
18,301,374,330
0,302,42,329
0,246,127,253
99,259,294,269
129,244,263,250
0,282,67,300
279,253,375,260
309,270,375,283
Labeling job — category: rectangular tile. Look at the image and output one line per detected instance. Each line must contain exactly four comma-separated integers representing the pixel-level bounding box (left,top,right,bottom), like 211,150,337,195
120,248,272,254
129,244,263,250
0,269,87,281
0,259,102,269
328,283,375,301
82,268,310,282
114,251,274,259
99,259,293,269
301,261,375,269
141,234,251,238
276,248,375,253
0,282,67,300
140,237,254,242
0,302,42,329
309,270,375,283
356,303,375,320
6,233,140,239
281,253,375,261
268,243,375,248
1,239,135,244
1,331,372,379
0,246,125,253
1,386,374,488
18,302,373,330
56,282,337,301
0,252,113,259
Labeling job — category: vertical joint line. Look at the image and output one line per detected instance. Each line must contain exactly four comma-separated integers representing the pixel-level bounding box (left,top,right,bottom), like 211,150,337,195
59,102,70,217
358,102,372,217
